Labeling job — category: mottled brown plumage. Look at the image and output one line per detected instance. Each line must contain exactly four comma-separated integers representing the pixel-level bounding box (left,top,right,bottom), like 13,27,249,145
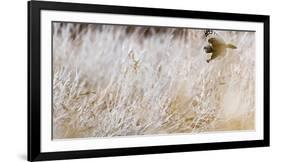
204,36,237,63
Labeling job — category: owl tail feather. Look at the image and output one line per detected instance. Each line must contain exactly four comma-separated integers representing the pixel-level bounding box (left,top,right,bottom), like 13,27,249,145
226,43,237,49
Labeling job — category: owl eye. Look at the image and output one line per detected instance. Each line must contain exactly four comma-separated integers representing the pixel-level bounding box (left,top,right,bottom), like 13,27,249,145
208,38,214,43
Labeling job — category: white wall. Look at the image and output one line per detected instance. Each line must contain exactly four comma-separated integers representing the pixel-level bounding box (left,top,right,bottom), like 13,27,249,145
0,0,278,161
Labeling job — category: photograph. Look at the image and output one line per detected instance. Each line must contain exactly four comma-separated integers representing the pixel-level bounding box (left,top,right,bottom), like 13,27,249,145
28,1,269,160
52,22,255,139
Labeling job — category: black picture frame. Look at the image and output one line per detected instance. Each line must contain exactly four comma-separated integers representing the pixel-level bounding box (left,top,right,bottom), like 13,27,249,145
28,0,270,161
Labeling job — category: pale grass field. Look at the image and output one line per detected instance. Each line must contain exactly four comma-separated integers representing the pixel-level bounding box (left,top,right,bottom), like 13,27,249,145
52,22,255,139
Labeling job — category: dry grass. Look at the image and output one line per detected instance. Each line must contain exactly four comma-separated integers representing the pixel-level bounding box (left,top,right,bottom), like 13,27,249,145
52,23,255,139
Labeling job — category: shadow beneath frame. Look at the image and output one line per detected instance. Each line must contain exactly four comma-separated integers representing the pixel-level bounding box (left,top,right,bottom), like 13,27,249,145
18,153,27,161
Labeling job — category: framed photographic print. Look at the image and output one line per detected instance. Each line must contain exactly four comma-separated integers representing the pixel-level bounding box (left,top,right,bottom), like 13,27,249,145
28,0,270,161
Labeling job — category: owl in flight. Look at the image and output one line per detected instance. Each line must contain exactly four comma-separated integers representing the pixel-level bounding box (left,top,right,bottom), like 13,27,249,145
203,30,237,63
